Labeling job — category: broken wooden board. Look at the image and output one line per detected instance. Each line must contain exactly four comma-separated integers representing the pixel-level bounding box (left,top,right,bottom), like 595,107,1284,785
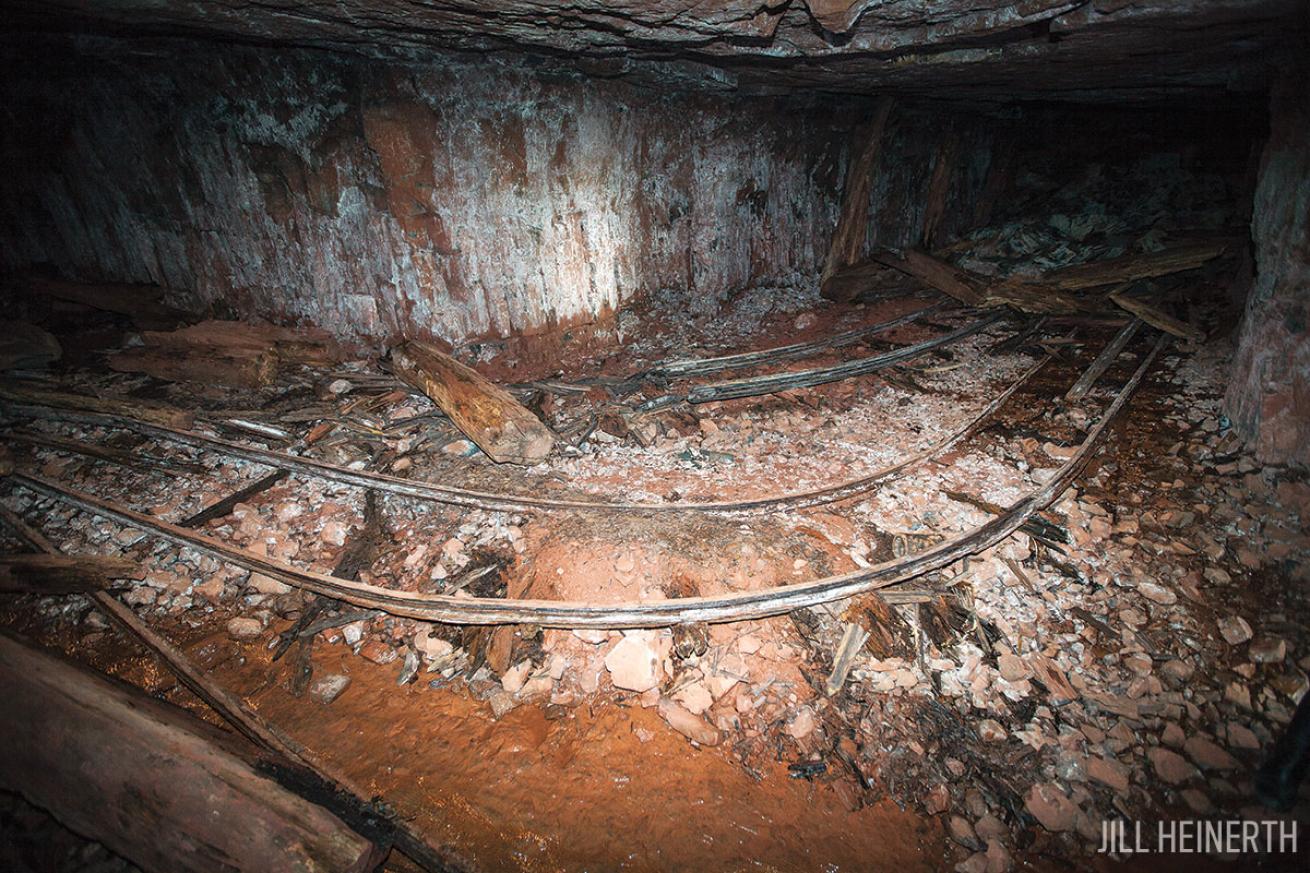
0,381,195,429
1066,318,1144,401
816,259,927,305
1108,286,1205,341
391,340,555,465
141,319,344,365
0,553,141,593
1040,240,1228,291
870,248,984,306
108,346,278,389
820,98,895,300
0,632,382,873
981,279,1085,315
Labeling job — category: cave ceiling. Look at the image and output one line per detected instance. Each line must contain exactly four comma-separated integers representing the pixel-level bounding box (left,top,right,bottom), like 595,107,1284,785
7,1,1306,101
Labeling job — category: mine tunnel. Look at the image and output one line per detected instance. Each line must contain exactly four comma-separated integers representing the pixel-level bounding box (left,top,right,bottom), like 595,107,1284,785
1,2,1308,871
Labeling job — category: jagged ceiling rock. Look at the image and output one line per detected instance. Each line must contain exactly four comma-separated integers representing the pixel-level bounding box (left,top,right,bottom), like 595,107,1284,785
11,0,1305,101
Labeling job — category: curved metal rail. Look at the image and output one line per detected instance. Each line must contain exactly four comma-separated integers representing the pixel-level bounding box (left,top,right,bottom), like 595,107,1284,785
10,335,1163,628
3,355,1045,515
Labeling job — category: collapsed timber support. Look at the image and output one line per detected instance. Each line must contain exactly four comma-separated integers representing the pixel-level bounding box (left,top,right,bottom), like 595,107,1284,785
0,632,383,873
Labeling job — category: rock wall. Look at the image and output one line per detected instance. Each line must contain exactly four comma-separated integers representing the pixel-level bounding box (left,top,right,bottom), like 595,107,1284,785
0,37,851,346
1226,67,1310,467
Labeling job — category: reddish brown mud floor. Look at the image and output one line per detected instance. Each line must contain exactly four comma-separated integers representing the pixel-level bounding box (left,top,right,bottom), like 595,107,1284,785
2,291,1309,871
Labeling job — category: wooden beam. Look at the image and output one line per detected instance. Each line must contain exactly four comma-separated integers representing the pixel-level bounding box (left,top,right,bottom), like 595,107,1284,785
140,320,343,366
0,632,382,873
108,347,277,390
1108,286,1205,341
871,248,984,306
391,341,555,465
0,381,194,429
0,553,141,593
1066,318,1144,401
820,98,895,299
181,469,289,528
0,507,456,873
1041,241,1228,291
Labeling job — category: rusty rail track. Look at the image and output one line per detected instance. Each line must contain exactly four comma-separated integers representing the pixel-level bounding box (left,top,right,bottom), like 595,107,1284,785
10,335,1164,628
3,355,1045,515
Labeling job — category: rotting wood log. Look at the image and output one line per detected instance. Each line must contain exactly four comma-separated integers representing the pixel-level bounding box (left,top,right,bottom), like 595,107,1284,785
0,381,194,429
0,506,460,873
4,429,207,475
2,352,1045,514
141,319,343,365
685,314,1004,403
820,98,895,301
181,468,289,528
0,631,382,873
108,346,278,389
870,248,985,306
391,340,555,465
11,336,1164,629
1108,285,1206,342
1066,318,1144,401
0,553,141,593
1039,240,1229,291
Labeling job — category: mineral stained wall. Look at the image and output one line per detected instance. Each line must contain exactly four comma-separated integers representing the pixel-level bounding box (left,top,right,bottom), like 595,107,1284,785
1,38,855,345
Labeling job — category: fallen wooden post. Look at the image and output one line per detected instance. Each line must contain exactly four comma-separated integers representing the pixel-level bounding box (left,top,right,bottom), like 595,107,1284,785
140,319,344,366
1108,285,1205,342
0,506,458,873
1066,318,1144,401
0,381,194,429
391,341,555,465
0,553,141,593
0,631,383,873
109,346,278,389
1040,240,1228,291
870,248,984,306
181,468,289,528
